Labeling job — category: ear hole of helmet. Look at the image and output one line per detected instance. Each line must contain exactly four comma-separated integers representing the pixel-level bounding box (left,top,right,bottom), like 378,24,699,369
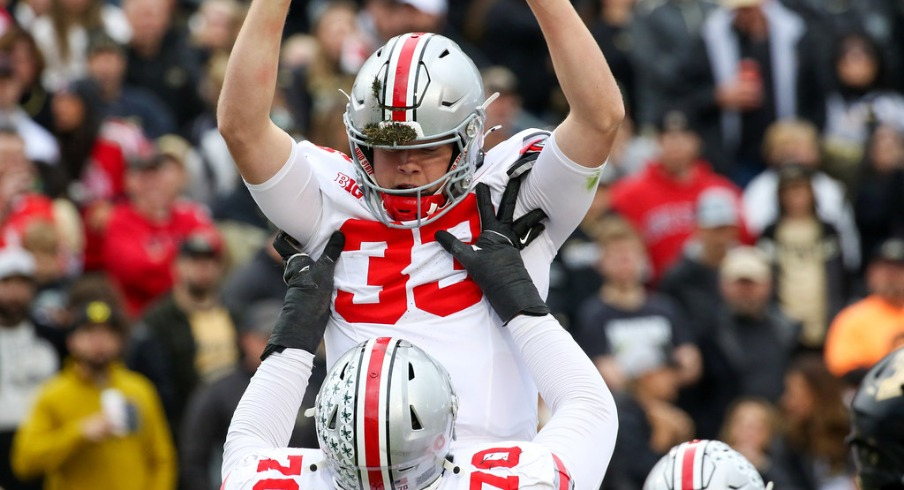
327,406,338,430
410,405,423,431
409,363,416,380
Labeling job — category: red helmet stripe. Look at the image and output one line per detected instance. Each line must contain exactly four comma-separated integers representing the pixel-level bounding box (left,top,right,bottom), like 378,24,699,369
391,34,425,122
681,442,700,490
363,337,392,488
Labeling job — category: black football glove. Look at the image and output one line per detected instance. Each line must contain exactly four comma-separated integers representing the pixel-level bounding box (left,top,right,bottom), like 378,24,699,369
261,231,345,360
434,182,549,324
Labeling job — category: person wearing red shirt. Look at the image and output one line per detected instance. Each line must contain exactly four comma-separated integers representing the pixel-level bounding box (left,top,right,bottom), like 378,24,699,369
103,150,216,317
0,128,55,249
610,109,748,281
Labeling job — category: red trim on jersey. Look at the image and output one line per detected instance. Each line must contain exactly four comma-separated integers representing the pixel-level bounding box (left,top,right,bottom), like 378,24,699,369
391,34,422,122
681,442,700,490
364,337,391,487
551,454,572,490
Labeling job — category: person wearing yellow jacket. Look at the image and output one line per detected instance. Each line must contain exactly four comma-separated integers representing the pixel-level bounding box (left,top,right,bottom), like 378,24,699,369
11,300,176,490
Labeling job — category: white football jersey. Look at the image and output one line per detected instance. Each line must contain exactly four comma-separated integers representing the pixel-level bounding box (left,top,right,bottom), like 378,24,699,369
223,441,574,490
247,131,603,446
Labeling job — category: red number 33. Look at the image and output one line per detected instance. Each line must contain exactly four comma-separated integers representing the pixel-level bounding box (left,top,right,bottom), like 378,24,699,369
335,195,483,324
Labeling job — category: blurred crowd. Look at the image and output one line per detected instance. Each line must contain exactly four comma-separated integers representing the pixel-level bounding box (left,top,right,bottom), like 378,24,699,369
0,0,900,488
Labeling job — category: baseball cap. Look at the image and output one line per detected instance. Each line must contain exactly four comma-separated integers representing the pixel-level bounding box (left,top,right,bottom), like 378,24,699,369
0,247,36,280
697,188,739,229
70,300,129,336
397,0,447,15
871,238,904,264
179,230,224,259
620,344,680,380
721,246,771,282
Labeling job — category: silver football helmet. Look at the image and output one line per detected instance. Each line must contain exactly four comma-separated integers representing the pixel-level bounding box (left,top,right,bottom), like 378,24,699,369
315,337,458,490
343,32,491,228
643,440,770,490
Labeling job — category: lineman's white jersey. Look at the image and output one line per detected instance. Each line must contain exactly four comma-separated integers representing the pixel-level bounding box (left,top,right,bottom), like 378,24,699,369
246,130,603,446
223,441,574,490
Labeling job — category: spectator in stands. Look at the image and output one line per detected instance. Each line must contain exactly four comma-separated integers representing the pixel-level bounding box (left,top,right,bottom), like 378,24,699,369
126,229,239,440
220,232,286,314
660,187,742,339
29,0,131,90
854,125,904,271
743,119,861,272
574,215,701,392
11,299,175,489
773,354,855,490
481,65,551,151
0,128,57,248
0,27,53,130
0,52,59,167
85,32,176,139
180,299,317,490
822,31,904,194
102,144,216,316
696,246,800,437
674,0,825,183
470,0,557,117
122,0,204,129
719,397,785,485
629,0,717,128
757,164,847,350
603,343,694,490
824,237,904,383
610,108,745,281
0,247,57,490
187,0,243,64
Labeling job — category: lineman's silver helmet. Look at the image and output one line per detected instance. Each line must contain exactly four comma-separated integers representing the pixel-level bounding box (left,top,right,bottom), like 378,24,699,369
643,440,769,490
344,32,490,228
315,337,458,490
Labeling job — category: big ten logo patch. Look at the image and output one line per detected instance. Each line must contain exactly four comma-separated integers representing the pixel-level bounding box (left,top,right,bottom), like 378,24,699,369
335,172,364,199
335,194,483,324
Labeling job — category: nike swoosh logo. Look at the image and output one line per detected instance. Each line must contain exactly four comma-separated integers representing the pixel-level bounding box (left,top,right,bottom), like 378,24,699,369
519,231,532,246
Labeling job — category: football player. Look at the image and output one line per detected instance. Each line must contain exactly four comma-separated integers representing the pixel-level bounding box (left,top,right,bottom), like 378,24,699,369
221,185,617,490
847,347,904,490
217,0,625,457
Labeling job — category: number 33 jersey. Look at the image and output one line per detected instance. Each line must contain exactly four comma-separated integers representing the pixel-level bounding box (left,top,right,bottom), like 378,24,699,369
246,130,604,447
223,442,574,490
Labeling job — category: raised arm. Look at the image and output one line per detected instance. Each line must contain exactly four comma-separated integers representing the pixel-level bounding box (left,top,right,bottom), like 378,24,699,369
528,0,625,167
217,0,295,184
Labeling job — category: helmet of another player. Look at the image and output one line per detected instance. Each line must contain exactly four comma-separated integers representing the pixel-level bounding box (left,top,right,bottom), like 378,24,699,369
314,337,458,490
848,347,904,490
643,440,769,490
344,32,490,228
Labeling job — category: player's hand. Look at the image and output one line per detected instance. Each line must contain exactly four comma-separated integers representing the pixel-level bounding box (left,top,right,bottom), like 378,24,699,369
484,174,547,250
261,231,345,360
434,183,549,324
